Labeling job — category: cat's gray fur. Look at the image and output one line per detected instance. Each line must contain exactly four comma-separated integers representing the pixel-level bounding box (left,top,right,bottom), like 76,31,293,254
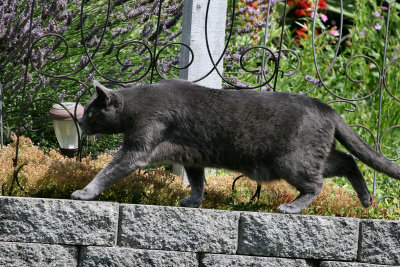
71,79,400,214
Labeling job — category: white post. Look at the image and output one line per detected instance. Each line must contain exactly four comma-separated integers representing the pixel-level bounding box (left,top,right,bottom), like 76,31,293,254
173,0,228,183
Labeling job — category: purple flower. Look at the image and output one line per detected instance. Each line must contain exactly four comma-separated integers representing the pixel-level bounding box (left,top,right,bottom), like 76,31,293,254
360,29,366,36
304,75,321,86
374,23,382,31
390,55,399,62
374,11,380,18
261,85,272,92
58,90,66,101
381,6,388,10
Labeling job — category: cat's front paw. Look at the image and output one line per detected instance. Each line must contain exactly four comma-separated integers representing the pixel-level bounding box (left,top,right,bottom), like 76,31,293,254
71,189,97,200
277,203,303,214
360,195,372,208
179,197,202,208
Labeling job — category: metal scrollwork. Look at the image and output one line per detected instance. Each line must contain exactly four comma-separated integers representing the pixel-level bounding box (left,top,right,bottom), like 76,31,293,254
3,0,399,204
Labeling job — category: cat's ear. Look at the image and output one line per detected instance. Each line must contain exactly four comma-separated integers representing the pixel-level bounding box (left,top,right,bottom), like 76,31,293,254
93,80,111,103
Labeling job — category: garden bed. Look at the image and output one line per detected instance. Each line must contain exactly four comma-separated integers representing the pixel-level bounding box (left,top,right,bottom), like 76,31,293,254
1,135,399,219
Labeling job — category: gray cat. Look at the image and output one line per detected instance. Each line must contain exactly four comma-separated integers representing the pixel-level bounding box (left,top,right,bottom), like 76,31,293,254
71,79,400,214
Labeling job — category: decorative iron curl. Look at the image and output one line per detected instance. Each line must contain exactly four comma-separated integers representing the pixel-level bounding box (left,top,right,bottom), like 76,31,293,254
115,40,154,83
309,0,344,97
349,124,378,148
192,0,237,85
154,42,194,79
80,0,115,83
249,49,300,86
239,46,278,85
194,0,281,89
78,0,189,84
375,196,400,209
8,163,27,195
342,55,382,100
10,0,36,197
327,100,358,112
30,34,70,78
231,175,262,205
379,125,400,161
310,0,381,103
30,34,91,79
383,56,400,102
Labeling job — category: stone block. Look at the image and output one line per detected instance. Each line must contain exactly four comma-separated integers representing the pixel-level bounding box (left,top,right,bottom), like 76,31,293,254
321,261,399,267
0,242,77,267
118,204,240,253
238,212,359,260
80,246,198,267
201,254,310,267
0,197,119,246
359,219,400,265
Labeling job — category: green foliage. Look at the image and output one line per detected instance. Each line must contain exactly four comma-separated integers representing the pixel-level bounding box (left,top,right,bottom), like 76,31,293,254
1,0,183,156
225,0,400,204
1,0,400,217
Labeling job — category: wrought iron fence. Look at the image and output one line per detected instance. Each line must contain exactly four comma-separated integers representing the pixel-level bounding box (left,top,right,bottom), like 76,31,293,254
1,0,399,204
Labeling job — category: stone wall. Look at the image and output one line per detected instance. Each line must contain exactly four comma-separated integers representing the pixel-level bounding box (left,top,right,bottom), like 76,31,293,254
0,197,399,266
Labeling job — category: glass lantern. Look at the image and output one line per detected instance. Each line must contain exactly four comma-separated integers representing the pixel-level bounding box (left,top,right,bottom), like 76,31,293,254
49,102,84,157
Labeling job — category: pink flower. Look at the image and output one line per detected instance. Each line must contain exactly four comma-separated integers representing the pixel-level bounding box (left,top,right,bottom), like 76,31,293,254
381,6,388,10
374,23,382,31
310,12,327,23
330,26,339,36
374,11,380,17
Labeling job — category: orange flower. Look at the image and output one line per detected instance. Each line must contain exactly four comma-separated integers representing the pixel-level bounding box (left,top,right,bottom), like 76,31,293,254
295,9,307,17
295,27,308,39
249,2,259,8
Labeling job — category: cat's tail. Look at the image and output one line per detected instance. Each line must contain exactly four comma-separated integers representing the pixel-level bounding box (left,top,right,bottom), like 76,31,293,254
334,113,400,180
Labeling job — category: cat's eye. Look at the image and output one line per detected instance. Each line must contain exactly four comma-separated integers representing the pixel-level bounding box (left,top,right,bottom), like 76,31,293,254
87,111,93,118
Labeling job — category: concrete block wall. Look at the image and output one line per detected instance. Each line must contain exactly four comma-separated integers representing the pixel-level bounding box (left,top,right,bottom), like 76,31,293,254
0,197,399,266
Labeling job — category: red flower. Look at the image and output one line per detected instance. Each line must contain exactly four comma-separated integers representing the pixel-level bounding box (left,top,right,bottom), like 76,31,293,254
295,9,307,17
249,2,258,7
318,0,327,10
295,27,308,39
298,0,311,9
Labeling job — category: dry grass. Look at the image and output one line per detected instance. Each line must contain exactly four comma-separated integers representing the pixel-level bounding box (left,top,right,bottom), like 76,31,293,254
1,136,398,219
202,173,374,218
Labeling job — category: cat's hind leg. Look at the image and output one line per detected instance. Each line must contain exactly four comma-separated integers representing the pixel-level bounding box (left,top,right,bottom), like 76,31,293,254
322,149,372,208
274,154,325,214
277,176,324,214
179,166,205,208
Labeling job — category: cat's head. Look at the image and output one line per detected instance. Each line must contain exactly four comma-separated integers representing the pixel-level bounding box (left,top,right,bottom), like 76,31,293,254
78,80,124,135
